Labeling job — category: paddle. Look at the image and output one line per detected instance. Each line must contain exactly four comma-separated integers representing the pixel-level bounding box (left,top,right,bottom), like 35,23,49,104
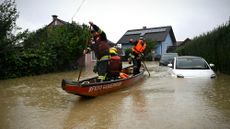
77,54,85,84
142,60,150,77
77,24,92,84
140,55,150,77
77,65,83,82
77,24,93,84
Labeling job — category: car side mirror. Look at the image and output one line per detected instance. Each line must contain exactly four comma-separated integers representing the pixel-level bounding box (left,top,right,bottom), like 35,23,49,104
209,64,215,67
168,63,173,68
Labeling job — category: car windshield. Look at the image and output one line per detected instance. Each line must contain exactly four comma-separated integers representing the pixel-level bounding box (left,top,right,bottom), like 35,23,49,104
176,58,210,69
161,55,174,61
161,54,178,61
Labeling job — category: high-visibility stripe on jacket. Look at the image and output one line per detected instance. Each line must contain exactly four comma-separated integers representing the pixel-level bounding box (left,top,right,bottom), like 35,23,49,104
98,75,106,81
132,40,146,54
99,55,110,61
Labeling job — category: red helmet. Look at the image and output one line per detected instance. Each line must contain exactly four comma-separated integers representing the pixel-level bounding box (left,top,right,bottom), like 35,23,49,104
129,38,134,43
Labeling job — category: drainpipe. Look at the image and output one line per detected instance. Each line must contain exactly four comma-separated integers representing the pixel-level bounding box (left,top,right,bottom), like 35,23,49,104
161,43,163,57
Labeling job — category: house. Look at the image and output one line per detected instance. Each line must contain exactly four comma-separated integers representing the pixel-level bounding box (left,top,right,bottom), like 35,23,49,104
47,15,66,28
176,38,191,47
117,26,176,60
167,38,191,53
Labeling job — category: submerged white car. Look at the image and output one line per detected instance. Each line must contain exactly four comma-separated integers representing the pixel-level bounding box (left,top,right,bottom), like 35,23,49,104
168,56,216,78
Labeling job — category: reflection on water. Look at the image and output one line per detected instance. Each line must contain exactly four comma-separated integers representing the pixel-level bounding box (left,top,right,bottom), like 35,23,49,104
0,62,230,129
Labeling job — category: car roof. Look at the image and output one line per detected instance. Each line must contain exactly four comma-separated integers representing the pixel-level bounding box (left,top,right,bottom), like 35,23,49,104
163,53,178,55
176,56,203,59
162,53,178,57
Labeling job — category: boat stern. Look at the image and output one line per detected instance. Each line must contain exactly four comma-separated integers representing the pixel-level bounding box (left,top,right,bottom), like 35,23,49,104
61,79,66,90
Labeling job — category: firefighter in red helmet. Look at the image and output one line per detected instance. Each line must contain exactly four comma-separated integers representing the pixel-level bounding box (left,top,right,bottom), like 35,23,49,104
129,36,147,75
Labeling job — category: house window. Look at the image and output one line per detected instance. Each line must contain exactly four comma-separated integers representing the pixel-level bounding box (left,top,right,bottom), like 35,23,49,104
91,52,96,61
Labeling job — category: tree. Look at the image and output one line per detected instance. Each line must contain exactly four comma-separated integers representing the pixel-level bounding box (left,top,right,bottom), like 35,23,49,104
0,0,19,78
0,0,29,79
21,22,91,73
0,0,91,79
144,39,157,60
0,0,28,52
0,0,17,51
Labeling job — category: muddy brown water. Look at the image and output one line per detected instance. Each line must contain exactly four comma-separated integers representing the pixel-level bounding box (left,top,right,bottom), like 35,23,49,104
0,62,230,129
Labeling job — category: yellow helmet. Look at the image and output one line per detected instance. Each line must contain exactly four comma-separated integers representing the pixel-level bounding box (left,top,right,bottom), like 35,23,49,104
109,47,118,54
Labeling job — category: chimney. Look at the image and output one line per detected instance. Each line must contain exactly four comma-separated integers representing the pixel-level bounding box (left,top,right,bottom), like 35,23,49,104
52,15,58,21
143,26,147,29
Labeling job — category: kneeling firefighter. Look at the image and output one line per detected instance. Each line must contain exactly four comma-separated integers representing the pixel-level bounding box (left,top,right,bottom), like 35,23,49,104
107,47,122,80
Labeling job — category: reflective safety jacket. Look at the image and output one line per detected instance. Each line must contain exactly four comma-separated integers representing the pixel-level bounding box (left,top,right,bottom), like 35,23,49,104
132,40,146,54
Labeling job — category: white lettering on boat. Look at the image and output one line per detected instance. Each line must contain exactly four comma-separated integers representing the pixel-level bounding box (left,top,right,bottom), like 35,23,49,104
88,82,122,92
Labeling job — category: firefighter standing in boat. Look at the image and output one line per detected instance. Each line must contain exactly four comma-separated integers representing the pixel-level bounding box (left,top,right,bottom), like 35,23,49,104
83,21,110,82
129,37,147,75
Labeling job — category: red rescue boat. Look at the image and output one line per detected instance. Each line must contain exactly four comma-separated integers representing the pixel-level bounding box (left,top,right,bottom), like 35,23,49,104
61,65,145,97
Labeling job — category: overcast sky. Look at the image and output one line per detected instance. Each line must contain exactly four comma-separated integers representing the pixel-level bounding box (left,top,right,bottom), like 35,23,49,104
9,0,230,42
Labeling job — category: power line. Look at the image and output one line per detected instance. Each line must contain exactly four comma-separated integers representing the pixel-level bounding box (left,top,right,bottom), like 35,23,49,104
71,0,86,21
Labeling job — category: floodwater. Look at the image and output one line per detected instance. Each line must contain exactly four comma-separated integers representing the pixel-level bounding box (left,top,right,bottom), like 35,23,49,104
0,62,230,129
